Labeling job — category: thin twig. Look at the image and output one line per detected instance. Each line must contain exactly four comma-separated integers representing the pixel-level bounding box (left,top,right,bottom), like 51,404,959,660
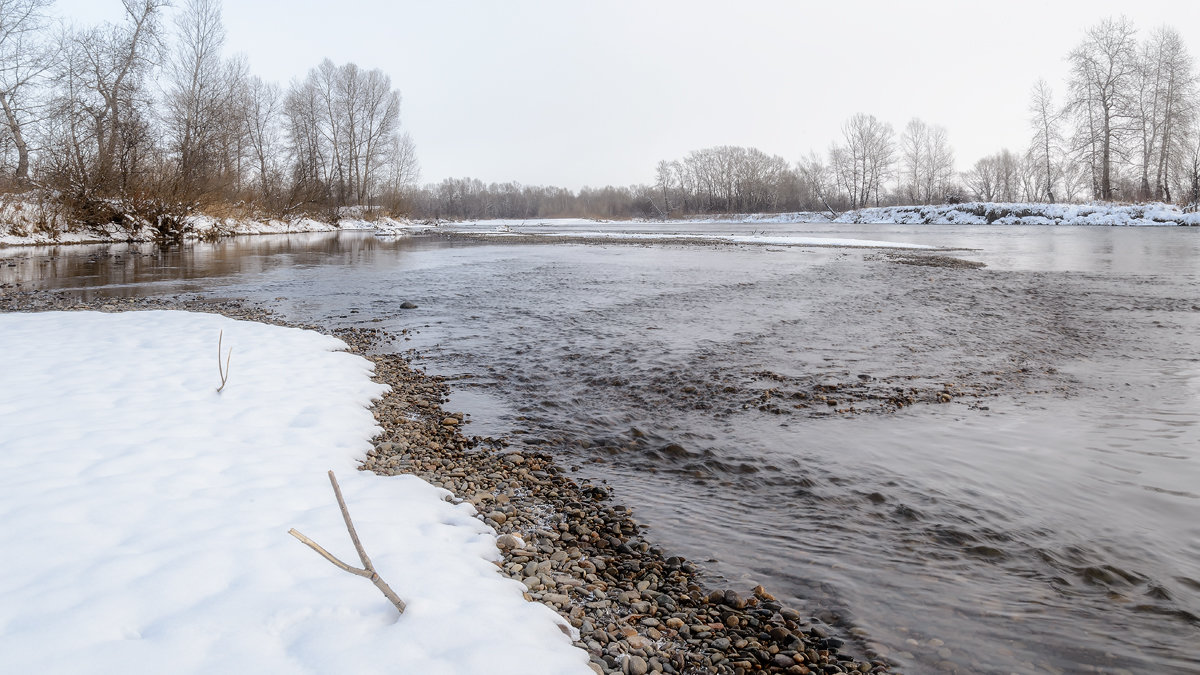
328,469,374,571
288,528,367,577
216,329,231,393
288,470,406,614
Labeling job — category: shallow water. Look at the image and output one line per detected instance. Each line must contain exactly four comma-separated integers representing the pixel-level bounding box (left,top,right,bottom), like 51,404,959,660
3,222,1199,673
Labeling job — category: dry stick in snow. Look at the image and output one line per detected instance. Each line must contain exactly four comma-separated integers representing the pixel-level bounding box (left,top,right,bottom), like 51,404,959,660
288,470,407,614
216,329,232,393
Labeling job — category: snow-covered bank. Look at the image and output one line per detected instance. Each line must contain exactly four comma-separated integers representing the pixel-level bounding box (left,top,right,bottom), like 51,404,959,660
451,202,1200,228
0,311,589,674
833,202,1200,226
0,209,425,247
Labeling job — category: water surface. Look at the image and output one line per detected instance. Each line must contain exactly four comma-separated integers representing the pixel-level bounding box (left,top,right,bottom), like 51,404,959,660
3,222,1198,673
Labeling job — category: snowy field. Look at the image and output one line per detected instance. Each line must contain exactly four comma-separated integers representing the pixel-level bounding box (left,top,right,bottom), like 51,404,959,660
0,311,589,674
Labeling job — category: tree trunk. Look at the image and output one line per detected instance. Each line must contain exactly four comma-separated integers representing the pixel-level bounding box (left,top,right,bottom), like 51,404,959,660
0,92,29,183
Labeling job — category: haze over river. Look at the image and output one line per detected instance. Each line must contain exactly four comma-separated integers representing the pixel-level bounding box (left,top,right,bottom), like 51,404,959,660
3,221,1198,673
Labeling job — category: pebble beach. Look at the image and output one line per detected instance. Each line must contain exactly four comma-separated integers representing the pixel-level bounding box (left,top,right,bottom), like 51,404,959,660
0,289,890,675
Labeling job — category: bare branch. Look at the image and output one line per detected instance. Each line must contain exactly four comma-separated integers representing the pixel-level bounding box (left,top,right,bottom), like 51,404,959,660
288,470,406,614
216,329,231,393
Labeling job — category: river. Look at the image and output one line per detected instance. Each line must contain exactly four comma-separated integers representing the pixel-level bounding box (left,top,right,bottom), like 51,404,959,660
2,221,1198,673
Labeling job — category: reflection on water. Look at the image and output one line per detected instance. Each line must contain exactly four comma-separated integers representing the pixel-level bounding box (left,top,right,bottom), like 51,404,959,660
3,224,1199,673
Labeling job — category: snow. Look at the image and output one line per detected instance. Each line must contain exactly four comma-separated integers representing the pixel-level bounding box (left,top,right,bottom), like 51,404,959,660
0,311,590,674
499,230,934,249
444,218,614,228
834,202,1200,226
0,203,430,247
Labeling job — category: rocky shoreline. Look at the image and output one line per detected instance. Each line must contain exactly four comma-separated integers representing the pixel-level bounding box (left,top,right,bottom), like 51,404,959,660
0,291,890,675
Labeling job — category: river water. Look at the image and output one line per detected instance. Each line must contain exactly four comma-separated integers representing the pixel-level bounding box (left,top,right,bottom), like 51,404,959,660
3,222,1198,673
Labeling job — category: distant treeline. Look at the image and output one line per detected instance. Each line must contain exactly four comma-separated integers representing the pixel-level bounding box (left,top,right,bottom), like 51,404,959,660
409,17,1200,220
2,5,1198,233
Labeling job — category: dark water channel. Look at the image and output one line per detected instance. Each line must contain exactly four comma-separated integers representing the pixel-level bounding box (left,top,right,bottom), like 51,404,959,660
3,222,1199,673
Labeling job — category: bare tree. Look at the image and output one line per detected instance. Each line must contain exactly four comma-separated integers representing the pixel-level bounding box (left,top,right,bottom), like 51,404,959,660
1132,26,1195,201
243,75,280,204
1027,79,1066,202
0,0,54,183
165,0,227,196
379,130,418,212
797,150,839,216
1177,117,1200,209
965,150,1022,202
51,0,166,194
1068,17,1138,201
284,59,403,210
898,118,955,204
652,159,680,216
899,118,928,203
831,113,894,209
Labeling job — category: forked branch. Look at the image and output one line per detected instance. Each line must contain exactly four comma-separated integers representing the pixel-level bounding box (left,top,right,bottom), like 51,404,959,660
216,329,232,393
289,470,406,614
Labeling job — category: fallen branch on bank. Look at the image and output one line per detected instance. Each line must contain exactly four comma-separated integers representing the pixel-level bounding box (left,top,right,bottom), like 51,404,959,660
289,470,407,614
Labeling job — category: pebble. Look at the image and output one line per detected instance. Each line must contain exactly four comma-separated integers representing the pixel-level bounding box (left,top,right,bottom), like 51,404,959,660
624,655,648,675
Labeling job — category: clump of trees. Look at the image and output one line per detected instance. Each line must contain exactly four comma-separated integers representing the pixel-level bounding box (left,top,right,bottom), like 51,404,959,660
0,0,419,239
404,178,657,220
651,146,797,215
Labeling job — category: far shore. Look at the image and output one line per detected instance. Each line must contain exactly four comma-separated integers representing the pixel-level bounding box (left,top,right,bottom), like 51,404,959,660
2,201,1198,249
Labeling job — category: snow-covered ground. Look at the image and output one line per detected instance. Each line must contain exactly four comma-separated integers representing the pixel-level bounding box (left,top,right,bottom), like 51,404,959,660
833,201,1200,226
0,201,427,247
0,311,589,674
524,231,933,249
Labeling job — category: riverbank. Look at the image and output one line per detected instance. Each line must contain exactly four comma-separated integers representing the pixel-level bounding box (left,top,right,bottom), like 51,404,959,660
0,208,424,247
0,304,591,674
831,201,1200,226
4,200,1197,249
0,290,888,675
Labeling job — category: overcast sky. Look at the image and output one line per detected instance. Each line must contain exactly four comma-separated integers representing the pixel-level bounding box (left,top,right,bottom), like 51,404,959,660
52,0,1200,189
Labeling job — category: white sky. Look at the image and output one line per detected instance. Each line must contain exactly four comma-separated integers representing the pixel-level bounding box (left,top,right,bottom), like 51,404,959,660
52,0,1200,189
